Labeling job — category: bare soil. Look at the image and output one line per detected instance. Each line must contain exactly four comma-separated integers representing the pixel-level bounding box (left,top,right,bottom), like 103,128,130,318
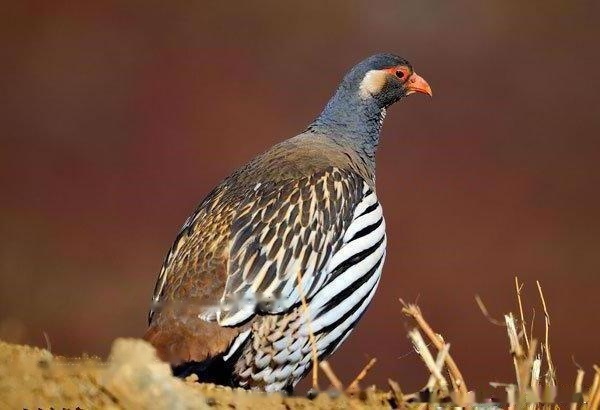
0,339,393,409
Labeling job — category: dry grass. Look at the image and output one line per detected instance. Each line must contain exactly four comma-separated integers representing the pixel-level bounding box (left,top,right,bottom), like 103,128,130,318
302,278,598,408
360,278,595,408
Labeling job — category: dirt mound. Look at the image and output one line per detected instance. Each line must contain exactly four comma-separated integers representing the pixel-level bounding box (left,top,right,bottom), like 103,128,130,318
0,339,392,409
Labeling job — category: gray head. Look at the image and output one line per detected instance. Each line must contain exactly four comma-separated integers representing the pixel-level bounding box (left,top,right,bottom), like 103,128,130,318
337,53,432,108
310,53,432,167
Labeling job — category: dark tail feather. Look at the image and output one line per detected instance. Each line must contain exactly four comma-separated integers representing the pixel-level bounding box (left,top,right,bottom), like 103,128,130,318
171,353,237,387
171,339,252,389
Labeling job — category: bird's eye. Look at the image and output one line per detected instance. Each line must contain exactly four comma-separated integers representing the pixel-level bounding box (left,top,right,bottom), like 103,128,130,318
395,70,404,79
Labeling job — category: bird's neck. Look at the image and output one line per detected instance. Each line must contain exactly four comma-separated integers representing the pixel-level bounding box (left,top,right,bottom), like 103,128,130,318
309,88,385,172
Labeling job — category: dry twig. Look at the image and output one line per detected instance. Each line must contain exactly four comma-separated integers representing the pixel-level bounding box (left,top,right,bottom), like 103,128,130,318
505,313,525,389
529,307,536,349
387,379,404,405
536,280,556,388
408,328,449,394
426,343,451,393
474,294,504,326
530,355,541,395
346,358,377,393
42,331,52,353
400,299,471,405
570,368,584,410
589,365,600,410
515,277,530,349
318,361,343,391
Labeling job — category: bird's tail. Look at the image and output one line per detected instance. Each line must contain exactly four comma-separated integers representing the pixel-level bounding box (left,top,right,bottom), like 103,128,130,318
143,321,246,387
171,354,236,386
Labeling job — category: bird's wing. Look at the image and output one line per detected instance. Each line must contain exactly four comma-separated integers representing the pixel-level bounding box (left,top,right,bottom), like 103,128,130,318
217,166,367,327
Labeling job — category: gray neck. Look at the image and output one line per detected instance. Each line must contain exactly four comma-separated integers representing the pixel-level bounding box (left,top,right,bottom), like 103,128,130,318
309,85,385,172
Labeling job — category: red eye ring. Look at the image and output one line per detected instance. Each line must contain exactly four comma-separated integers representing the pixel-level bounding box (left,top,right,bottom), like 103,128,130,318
386,66,410,80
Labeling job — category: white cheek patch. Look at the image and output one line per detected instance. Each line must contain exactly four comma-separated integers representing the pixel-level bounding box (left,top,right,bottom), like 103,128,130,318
359,69,389,99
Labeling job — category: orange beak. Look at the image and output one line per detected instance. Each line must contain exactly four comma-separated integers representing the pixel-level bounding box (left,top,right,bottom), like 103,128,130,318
406,72,433,97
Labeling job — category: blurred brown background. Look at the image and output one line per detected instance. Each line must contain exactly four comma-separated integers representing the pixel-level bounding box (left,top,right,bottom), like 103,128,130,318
1,0,599,400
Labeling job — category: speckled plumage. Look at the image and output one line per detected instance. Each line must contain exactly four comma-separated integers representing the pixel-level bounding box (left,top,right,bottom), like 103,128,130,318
145,53,431,392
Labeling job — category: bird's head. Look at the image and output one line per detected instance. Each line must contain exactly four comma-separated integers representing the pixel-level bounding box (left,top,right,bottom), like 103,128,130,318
347,53,432,107
312,53,432,156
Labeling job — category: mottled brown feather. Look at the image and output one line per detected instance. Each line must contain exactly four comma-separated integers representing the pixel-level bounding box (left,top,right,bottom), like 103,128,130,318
145,133,374,366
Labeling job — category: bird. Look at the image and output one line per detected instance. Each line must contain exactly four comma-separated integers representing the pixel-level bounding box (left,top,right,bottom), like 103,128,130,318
144,53,432,393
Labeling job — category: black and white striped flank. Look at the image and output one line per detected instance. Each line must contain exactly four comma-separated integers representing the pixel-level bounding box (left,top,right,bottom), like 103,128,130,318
222,181,386,391
302,183,385,371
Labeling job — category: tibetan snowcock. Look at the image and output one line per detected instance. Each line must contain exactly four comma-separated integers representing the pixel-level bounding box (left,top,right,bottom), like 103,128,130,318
145,53,432,392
